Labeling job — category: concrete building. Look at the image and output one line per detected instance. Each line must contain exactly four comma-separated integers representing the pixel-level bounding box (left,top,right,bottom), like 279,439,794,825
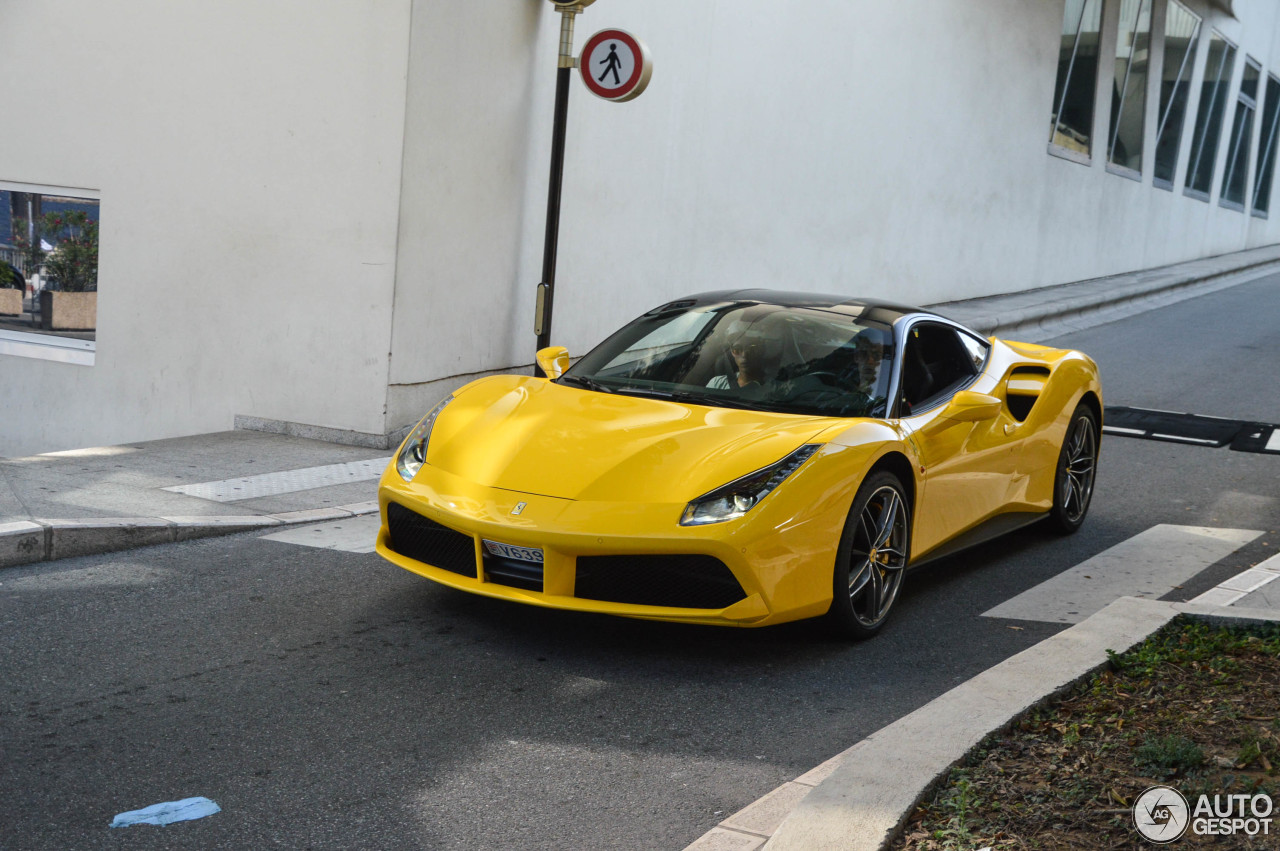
1,0,1277,457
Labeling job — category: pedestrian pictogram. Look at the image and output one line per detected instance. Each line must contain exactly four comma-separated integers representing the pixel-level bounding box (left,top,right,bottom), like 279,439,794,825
579,29,652,102
599,43,622,85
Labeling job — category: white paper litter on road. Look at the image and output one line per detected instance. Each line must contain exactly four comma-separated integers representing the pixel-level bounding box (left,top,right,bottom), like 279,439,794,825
109,796,221,827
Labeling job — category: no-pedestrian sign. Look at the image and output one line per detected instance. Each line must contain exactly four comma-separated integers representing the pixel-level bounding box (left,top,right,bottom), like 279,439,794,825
580,29,652,102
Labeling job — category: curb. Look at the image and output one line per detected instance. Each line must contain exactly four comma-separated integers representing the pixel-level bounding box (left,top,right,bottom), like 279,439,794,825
0,501,379,569
685,597,1280,851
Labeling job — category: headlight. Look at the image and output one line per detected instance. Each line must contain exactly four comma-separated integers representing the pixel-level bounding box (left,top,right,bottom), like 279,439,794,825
395,395,453,482
680,444,821,526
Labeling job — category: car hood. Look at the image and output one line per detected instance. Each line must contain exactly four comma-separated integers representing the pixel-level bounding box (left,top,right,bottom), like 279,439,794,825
423,375,836,502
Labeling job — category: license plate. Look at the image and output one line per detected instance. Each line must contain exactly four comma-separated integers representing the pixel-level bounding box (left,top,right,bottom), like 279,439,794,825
482,539,544,564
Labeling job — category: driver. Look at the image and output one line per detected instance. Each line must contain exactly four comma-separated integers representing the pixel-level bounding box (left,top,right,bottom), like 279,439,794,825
708,334,773,390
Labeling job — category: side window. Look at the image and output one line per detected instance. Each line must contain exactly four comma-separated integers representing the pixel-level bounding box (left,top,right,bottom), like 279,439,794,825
899,324,981,414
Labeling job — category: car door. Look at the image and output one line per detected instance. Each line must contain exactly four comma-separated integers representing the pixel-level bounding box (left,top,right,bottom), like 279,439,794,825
895,321,1021,558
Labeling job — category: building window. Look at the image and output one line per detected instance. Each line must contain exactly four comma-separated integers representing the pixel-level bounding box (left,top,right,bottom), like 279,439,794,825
1185,32,1236,199
1154,1,1201,189
1108,0,1152,173
0,184,100,366
1220,58,1261,210
1252,74,1280,216
1051,0,1105,159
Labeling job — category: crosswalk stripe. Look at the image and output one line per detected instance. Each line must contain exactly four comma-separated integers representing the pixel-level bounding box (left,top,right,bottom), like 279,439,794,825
982,524,1262,624
259,514,382,553
162,458,390,502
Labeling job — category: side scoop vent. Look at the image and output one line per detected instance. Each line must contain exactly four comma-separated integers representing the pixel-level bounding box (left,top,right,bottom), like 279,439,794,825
1005,366,1050,422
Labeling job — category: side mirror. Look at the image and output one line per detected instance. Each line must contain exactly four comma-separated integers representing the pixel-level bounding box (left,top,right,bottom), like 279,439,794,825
945,390,1003,422
536,346,571,379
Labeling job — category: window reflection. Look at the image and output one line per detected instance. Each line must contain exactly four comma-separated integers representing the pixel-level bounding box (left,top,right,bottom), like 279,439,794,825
0,189,100,342
1154,2,1202,188
1109,0,1152,172
1186,33,1236,197
1051,0,1105,156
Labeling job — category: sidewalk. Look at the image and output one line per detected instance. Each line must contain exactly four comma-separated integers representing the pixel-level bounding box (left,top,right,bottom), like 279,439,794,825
2,244,1280,851
0,429,388,568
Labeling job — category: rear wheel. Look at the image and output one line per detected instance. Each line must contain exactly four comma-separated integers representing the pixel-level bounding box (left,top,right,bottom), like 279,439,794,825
826,471,910,638
1048,404,1099,534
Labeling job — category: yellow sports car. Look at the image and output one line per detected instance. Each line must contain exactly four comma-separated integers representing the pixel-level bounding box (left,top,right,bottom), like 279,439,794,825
376,291,1101,637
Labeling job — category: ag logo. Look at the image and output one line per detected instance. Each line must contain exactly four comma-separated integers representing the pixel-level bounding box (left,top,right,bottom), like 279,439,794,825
1133,785,1190,843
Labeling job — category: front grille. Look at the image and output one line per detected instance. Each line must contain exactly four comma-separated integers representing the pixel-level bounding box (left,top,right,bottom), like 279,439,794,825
575,555,746,610
386,503,476,578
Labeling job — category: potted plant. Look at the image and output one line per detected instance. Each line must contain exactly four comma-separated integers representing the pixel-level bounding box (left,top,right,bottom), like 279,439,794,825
0,261,22,317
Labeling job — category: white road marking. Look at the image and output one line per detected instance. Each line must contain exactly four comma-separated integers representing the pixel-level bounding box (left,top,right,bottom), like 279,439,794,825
1267,430,1280,452
982,524,1262,624
162,458,390,502
1102,426,1146,435
259,514,382,553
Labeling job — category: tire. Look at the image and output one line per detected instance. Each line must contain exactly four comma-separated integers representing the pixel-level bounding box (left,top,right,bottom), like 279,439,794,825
826,471,911,639
1048,403,1099,534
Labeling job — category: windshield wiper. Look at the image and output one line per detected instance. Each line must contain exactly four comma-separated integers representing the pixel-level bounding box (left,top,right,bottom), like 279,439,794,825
558,375,615,394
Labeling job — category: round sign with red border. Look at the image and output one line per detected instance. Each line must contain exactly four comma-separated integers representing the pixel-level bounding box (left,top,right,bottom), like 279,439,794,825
580,29,652,102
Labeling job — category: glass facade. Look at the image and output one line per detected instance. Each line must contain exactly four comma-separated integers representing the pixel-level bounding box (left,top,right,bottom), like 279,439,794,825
1109,0,1152,172
1185,33,1236,197
1051,0,1105,155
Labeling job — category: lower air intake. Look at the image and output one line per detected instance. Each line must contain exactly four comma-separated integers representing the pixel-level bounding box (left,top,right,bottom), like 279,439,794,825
575,555,746,609
386,503,476,578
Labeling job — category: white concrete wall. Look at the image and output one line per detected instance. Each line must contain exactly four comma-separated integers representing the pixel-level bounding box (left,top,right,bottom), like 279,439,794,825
387,0,546,427
0,1,410,456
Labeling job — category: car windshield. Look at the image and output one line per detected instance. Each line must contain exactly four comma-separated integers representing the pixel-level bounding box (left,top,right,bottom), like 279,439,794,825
562,301,895,417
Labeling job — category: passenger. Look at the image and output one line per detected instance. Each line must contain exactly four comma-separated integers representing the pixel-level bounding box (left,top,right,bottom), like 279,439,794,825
851,330,888,398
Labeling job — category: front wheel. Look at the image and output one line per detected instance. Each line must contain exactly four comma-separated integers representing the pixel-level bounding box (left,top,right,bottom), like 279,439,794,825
1048,403,1099,534
826,471,911,639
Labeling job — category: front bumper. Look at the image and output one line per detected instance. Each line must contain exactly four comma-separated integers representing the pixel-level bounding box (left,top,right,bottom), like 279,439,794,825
375,462,845,628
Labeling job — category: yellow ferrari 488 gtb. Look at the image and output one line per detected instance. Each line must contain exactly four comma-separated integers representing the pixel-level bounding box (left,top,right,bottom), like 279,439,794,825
377,291,1101,637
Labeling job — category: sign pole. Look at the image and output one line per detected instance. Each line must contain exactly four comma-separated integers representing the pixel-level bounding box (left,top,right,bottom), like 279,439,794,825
533,4,583,375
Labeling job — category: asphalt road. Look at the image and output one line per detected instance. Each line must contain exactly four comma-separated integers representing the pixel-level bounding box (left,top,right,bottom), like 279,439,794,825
2,275,1278,850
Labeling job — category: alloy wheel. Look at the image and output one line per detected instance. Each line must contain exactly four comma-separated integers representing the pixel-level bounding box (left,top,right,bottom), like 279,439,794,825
847,484,908,628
